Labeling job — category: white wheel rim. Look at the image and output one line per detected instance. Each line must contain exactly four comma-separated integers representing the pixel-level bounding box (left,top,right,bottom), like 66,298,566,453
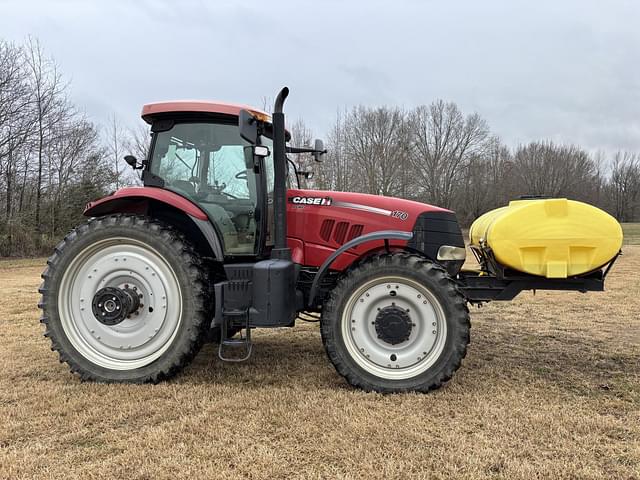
58,237,182,370
341,276,447,380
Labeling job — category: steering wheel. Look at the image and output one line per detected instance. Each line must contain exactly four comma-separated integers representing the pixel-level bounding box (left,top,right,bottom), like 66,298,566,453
235,170,248,180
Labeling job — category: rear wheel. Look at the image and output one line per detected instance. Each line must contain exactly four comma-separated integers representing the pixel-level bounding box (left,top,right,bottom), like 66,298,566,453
321,253,470,393
39,214,211,383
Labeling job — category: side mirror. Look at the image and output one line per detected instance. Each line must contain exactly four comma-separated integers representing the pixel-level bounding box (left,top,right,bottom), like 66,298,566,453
312,138,326,162
239,110,258,144
124,155,141,169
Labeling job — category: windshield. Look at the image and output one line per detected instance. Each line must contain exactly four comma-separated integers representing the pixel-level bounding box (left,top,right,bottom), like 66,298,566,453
150,122,253,198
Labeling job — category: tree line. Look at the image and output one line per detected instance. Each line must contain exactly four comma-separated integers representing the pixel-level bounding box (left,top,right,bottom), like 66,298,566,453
1,37,638,257
303,104,639,226
0,38,139,256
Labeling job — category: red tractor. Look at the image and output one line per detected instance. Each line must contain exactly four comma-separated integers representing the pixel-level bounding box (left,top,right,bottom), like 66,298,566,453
39,88,617,392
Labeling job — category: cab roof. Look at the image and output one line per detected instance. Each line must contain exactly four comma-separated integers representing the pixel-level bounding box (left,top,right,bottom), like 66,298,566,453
141,100,270,124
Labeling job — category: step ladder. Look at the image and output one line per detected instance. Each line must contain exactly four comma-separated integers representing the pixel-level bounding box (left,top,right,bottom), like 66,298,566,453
218,309,252,362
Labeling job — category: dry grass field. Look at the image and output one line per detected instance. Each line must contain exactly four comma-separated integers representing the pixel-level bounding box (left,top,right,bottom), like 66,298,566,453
0,248,638,479
623,223,640,246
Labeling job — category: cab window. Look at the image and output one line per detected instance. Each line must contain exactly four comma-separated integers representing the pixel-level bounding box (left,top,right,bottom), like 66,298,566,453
149,122,258,255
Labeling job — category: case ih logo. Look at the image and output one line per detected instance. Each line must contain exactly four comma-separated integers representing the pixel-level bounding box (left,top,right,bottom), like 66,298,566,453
290,196,333,206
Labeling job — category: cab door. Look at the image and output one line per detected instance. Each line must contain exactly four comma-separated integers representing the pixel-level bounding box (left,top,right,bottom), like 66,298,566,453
148,120,261,256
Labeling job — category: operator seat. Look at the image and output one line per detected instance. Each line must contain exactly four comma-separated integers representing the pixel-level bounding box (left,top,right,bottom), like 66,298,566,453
171,180,196,195
170,181,242,252
200,203,241,252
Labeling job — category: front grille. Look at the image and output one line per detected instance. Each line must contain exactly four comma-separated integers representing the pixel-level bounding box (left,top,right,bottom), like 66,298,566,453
408,211,465,275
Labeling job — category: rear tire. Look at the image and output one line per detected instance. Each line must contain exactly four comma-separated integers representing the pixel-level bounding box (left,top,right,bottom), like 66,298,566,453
39,214,211,383
321,253,470,393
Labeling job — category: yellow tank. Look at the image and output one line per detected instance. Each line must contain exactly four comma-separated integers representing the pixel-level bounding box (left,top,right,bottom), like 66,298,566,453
469,198,623,278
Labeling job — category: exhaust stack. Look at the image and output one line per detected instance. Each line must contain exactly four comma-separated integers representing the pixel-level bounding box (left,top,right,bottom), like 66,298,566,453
271,87,291,260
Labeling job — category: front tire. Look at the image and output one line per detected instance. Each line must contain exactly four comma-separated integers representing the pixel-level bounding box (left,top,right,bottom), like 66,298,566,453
321,253,470,393
39,214,211,383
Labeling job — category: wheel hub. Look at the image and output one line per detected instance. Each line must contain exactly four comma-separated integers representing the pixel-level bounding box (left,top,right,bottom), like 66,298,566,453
92,286,141,326
374,305,413,345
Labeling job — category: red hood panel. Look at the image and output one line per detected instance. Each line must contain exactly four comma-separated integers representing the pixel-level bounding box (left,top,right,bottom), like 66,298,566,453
287,189,448,231
287,189,448,268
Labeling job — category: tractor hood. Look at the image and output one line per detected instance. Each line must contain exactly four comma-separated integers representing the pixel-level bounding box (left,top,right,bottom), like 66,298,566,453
286,189,464,271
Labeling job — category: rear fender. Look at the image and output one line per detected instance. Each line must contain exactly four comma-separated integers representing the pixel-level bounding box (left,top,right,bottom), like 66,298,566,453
84,187,223,260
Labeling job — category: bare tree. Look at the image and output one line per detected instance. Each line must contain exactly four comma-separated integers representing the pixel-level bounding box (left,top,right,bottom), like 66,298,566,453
511,141,596,200
0,41,34,224
287,118,314,188
318,108,350,192
48,116,101,231
107,113,124,189
119,122,149,186
341,106,409,196
609,152,639,222
24,36,68,230
124,123,150,163
409,100,490,209
260,96,272,113
458,137,512,223
0,37,115,255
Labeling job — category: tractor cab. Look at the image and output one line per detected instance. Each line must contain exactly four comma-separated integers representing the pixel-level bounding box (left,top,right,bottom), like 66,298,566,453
140,102,278,258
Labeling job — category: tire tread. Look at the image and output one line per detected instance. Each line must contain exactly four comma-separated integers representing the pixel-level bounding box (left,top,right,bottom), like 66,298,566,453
321,252,470,393
38,214,211,383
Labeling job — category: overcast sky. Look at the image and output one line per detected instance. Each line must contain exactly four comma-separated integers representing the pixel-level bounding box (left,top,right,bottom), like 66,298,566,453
1,0,639,154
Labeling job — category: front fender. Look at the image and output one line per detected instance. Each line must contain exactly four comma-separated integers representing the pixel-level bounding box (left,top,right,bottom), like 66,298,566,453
307,230,413,307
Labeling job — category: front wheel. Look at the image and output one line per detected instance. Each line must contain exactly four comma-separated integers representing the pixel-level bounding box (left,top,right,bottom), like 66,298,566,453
321,253,470,393
39,214,211,383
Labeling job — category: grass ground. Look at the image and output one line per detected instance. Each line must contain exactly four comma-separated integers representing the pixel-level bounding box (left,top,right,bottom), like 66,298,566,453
0,249,638,480
623,223,640,245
